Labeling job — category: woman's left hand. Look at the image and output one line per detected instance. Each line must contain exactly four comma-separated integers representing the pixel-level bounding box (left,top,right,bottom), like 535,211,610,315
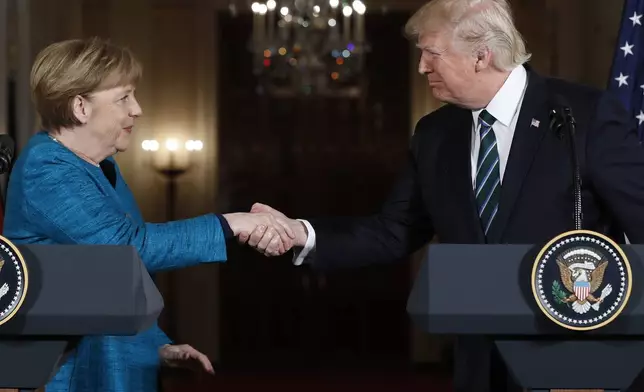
159,344,215,375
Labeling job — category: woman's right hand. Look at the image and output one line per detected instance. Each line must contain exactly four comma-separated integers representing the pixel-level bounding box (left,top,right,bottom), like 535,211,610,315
222,212,295,255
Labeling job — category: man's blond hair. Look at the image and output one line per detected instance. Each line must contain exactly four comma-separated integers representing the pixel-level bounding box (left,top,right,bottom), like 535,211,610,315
404,0,531,71
30,37,142,130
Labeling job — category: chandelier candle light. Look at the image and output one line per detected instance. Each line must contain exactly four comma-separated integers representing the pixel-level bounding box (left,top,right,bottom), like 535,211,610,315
250,0,368,95
141,138,203,171
141,138,203,220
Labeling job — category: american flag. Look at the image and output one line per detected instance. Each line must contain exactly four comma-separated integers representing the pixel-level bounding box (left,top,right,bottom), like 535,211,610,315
609,0,644,141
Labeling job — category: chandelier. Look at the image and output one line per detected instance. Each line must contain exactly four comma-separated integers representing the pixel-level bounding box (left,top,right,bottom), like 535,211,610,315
249,0,368,97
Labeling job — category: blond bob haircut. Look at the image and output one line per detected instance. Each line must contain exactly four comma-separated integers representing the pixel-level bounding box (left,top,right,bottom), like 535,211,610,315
404,0,531,71
30,37,142,130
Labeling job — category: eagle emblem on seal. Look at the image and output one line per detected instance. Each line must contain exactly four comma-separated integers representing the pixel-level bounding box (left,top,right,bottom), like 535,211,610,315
0,237,29,327
531,230,632,331
555,248,613,314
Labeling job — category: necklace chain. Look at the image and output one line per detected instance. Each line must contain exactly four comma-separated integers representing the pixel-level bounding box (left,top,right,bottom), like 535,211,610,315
48,134,100,168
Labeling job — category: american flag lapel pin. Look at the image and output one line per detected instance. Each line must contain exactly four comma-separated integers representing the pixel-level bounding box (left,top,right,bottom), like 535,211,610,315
531,118,540,128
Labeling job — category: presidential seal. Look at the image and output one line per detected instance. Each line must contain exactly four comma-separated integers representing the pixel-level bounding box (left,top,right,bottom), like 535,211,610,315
531,230,632,331
0,236,28,327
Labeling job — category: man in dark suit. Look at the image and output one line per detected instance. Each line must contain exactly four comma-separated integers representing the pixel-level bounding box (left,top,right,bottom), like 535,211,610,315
238,0,644,391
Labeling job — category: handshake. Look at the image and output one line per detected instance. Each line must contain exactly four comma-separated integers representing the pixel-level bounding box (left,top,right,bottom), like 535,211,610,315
223,203,307,256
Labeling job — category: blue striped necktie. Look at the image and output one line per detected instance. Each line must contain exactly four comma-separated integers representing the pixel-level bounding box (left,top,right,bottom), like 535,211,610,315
475,109,500,236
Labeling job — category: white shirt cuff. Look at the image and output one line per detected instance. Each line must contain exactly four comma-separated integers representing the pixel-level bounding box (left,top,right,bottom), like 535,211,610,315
292,219,316,266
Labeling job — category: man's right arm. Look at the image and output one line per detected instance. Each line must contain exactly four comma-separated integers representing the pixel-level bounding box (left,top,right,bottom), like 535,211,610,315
292,219,316,266
251,131,435,270
298,156,433,269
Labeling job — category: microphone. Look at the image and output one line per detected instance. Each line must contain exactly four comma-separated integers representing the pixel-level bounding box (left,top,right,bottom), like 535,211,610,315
549,106,565,139
549,94,582,230
0,135,15,175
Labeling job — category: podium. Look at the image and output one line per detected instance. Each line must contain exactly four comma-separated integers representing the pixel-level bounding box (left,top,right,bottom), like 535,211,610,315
407,243,644,391
0,244,163,390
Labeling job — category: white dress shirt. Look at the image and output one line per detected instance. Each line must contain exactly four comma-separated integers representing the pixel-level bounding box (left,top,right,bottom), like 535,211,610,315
293,65,529,266
470,65,528,186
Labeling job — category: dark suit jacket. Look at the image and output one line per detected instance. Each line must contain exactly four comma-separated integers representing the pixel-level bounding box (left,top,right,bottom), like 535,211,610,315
307,65,644,271
303,65,644,392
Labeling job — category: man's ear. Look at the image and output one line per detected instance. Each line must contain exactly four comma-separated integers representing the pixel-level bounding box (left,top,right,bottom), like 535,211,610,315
474,46,492,72
71,95,91,124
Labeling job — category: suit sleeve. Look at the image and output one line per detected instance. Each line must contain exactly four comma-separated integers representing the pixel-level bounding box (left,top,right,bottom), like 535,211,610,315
587,91,644,243
22,158,228,273
306,132,435,270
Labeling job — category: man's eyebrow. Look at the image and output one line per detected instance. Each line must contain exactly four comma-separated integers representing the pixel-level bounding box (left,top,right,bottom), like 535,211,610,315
416,44,445,53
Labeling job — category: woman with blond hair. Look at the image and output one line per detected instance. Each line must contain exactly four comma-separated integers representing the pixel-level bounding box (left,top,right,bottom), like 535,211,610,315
3,37,293,391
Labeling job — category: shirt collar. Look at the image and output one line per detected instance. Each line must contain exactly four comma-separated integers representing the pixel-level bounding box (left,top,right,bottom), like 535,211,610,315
472,65,527,127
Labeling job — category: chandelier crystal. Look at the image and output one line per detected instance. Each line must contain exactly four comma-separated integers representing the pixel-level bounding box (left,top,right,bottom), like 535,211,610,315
249,0,368,96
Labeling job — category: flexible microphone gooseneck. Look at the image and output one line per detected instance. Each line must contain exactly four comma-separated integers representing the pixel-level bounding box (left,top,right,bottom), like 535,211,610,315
549,96,582,230
0,135,14,175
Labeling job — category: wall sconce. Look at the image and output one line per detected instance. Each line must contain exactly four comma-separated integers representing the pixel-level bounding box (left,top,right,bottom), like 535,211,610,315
141,138,204,220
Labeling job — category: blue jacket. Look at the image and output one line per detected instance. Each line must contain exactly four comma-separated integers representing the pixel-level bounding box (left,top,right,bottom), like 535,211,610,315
4,131,228,392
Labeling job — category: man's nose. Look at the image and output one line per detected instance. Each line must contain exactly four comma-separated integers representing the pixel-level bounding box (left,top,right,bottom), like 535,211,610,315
418,59,432,75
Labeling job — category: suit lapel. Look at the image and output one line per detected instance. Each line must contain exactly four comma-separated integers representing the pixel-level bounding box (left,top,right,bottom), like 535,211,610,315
442,108,486,243
485,69,549,243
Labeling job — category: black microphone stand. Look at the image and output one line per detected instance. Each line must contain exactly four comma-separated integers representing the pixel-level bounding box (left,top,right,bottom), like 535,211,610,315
550,105,583,230
562,106,583,230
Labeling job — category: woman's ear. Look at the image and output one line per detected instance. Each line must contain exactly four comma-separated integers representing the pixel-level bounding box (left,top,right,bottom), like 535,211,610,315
71,95,91,124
